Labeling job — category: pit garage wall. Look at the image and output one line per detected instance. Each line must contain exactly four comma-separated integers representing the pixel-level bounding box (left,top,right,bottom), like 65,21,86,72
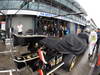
11,15,34,34
69,22,76,34
68,22,85,34
11,15,81,34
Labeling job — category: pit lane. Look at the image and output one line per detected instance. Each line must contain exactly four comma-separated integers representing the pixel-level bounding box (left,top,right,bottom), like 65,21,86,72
0,41,97,75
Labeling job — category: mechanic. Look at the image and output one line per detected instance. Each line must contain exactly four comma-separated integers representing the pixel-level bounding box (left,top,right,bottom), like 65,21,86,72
88,29,97,59
17,24,23,35
78,28,89,44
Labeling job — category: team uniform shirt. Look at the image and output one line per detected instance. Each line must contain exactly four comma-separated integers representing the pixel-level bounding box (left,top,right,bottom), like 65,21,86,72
89,31,97,55
17,24,23,33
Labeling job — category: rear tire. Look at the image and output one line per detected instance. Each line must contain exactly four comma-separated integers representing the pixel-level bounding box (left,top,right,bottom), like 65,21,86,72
63,54,77,71
68,56,76,71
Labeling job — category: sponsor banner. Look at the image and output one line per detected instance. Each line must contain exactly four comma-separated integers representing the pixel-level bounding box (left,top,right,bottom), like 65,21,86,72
0,21,6,30
0,10,86,25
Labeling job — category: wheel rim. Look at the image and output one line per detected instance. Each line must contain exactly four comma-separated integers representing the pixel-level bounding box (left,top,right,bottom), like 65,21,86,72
69,57,76,71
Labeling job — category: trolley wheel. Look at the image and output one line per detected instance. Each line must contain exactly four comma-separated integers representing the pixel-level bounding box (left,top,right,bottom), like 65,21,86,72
63,54,77,72
68,56,76,71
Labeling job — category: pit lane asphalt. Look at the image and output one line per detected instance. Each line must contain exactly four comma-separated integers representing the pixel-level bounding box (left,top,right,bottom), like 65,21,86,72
54,46,95,75
0,41,97,75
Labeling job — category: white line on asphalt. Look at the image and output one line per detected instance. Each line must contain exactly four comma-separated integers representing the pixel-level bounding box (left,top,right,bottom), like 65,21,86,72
0,69,19,75
0,69,19,73
0,50,17,54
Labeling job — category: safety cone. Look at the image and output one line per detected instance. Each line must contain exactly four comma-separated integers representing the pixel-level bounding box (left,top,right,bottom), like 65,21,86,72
96,54,100,66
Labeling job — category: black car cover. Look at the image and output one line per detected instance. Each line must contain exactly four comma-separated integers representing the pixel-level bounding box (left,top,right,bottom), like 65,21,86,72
40,34,88,55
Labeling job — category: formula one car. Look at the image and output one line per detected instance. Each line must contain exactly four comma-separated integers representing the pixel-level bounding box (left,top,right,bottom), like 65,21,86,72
13,34,88,75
